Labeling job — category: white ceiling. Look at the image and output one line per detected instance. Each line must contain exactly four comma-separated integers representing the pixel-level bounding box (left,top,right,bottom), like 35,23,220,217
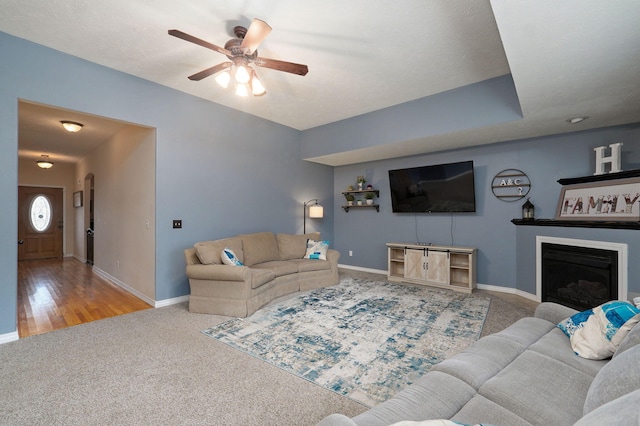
3,0,640,165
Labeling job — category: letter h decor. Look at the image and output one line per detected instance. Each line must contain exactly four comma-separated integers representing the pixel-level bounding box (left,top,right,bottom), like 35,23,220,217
594,143,623,176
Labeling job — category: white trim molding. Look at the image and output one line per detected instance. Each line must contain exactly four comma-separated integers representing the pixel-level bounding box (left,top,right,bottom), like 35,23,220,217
92,267,156,307
0,331,19,345
536,236,628,303
155,295,189,308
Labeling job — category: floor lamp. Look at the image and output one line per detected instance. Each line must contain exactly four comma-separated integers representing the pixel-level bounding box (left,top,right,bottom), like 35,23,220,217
303,199,323,233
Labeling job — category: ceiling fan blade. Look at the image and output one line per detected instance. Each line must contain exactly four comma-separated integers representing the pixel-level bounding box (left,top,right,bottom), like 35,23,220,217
240,19,272,54
254,57,309,76
168,29,231,56
188,62,232,81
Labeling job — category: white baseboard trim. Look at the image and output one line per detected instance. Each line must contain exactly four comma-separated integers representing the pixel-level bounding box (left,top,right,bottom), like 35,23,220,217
154,295,189,308
476,283,538,302
339,264,538,302
73,255,87,264
338,264,387,275
92,267,156,307
0,331,19,344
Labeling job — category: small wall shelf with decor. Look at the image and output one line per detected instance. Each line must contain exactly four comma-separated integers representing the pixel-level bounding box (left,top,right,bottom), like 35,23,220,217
342,189,379,212
386,242,477,293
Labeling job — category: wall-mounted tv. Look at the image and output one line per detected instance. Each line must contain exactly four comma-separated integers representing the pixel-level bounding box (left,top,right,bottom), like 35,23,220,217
388,160,476,213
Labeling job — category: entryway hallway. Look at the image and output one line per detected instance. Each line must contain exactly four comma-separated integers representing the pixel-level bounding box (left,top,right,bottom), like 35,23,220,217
18,258,152,337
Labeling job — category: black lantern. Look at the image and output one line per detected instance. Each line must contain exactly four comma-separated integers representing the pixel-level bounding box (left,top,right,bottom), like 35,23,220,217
522,198,535,220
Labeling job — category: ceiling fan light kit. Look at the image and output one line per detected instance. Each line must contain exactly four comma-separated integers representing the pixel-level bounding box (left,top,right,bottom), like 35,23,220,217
169,18,308,97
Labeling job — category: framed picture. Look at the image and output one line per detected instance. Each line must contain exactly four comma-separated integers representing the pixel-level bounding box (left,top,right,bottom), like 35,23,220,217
73,191,83,208
556,177,640,221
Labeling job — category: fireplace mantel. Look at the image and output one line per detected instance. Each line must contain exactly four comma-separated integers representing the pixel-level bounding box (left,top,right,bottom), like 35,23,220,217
512,218,640,230
513,169,640,229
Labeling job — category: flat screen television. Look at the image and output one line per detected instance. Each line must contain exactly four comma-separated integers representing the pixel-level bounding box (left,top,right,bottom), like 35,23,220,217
388,160,476,213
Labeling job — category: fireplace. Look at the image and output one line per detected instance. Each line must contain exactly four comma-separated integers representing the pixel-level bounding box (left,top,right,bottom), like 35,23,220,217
536,237,628,311
541,243,617,310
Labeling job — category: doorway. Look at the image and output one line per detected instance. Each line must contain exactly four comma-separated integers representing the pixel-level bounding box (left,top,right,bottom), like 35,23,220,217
85,174,95,265
17,186,63,260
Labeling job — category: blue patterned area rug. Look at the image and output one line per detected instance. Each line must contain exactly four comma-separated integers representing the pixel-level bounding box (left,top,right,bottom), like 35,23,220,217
202,277,490,407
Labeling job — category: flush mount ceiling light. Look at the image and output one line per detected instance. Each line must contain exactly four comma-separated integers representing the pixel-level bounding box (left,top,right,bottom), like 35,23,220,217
36,154,54,169
60,120,84,132
168,18,308,97
566,116,588,124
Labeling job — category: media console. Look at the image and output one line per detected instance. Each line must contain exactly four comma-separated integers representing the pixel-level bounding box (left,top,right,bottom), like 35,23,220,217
387,242,477,293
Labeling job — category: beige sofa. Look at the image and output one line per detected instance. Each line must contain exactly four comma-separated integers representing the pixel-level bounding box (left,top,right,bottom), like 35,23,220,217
184,231,340,317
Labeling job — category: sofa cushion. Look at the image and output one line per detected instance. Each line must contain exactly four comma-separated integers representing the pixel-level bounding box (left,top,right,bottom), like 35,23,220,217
304,239,330,260
431,334,526,390
478,350,592,425
277,232,320,260
613,318,640,358
528,328,608,377
293,258,332,273
583,343,640,415
452,394,531,426
240,232,280,266
576,389,640,426
194,237,243,265
251,261,298,278
352,371,477,425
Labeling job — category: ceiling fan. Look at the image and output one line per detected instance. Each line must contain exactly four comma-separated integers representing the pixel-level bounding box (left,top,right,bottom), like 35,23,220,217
169,18,309,97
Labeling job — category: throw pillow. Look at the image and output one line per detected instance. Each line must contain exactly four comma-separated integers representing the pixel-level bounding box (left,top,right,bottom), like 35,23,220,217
221,248,243,266
557,301,640,360
303,239,329,260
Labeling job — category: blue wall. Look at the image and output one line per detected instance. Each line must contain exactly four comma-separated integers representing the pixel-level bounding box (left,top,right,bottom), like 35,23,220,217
0,32,334,334
333,125,640,295
2,31,639,337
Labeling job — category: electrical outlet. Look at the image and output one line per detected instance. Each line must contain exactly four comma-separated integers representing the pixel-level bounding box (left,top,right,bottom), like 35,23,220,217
172,219,182,229
349,250,353,257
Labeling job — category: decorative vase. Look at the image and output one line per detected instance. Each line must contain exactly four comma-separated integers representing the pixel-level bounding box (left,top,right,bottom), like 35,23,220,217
357,200,363,206
347,201,353,206
366,199,373,205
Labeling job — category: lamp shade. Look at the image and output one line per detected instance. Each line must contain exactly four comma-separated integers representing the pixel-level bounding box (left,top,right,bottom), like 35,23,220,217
309,204,323,218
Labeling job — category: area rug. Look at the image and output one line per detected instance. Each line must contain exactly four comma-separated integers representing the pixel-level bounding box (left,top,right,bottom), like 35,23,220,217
202,277,490,406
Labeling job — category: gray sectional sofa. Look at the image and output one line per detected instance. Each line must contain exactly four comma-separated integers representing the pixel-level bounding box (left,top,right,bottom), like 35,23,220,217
319,302,640,426
184,231,339,317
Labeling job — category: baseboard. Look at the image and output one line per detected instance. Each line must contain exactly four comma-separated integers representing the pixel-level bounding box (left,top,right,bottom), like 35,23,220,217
92,267,156,307
339,265,538,302
476,283,538,302
338,264,387,275
0,331,19,344
154,295,189,308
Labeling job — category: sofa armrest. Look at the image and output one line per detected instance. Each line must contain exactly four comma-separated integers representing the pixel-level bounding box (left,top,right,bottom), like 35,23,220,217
186,264,250,282
534,302,579,324
315,414,357,426
326,249,340,265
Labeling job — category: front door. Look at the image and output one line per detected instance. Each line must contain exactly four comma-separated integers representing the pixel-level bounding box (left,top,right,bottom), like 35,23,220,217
18,186,63,260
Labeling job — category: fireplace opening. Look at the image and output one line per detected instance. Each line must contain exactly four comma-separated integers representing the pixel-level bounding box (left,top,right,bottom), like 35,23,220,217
541,243,618,311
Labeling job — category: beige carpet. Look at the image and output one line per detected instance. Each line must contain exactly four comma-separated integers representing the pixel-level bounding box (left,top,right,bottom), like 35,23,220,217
0,269,537,425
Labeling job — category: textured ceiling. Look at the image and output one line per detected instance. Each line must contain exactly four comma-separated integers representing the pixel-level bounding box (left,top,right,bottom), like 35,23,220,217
3,0,640,165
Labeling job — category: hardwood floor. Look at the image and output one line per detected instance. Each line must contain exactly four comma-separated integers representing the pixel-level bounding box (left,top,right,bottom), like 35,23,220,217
17,258,152,338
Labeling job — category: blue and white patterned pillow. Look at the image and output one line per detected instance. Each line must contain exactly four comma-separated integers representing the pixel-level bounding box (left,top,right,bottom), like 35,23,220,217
303,239,329,260
221,248,243,266
557,301,640,359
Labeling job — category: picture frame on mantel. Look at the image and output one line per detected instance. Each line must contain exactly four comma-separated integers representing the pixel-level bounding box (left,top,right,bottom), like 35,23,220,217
73,191,83,208
556,176,640,221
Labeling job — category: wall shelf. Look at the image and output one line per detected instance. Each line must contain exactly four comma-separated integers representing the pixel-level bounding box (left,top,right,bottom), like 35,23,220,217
511,218,640,230
341,189,379,212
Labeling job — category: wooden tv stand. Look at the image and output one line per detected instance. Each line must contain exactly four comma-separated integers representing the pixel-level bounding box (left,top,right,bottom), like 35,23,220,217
387,242,477,293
